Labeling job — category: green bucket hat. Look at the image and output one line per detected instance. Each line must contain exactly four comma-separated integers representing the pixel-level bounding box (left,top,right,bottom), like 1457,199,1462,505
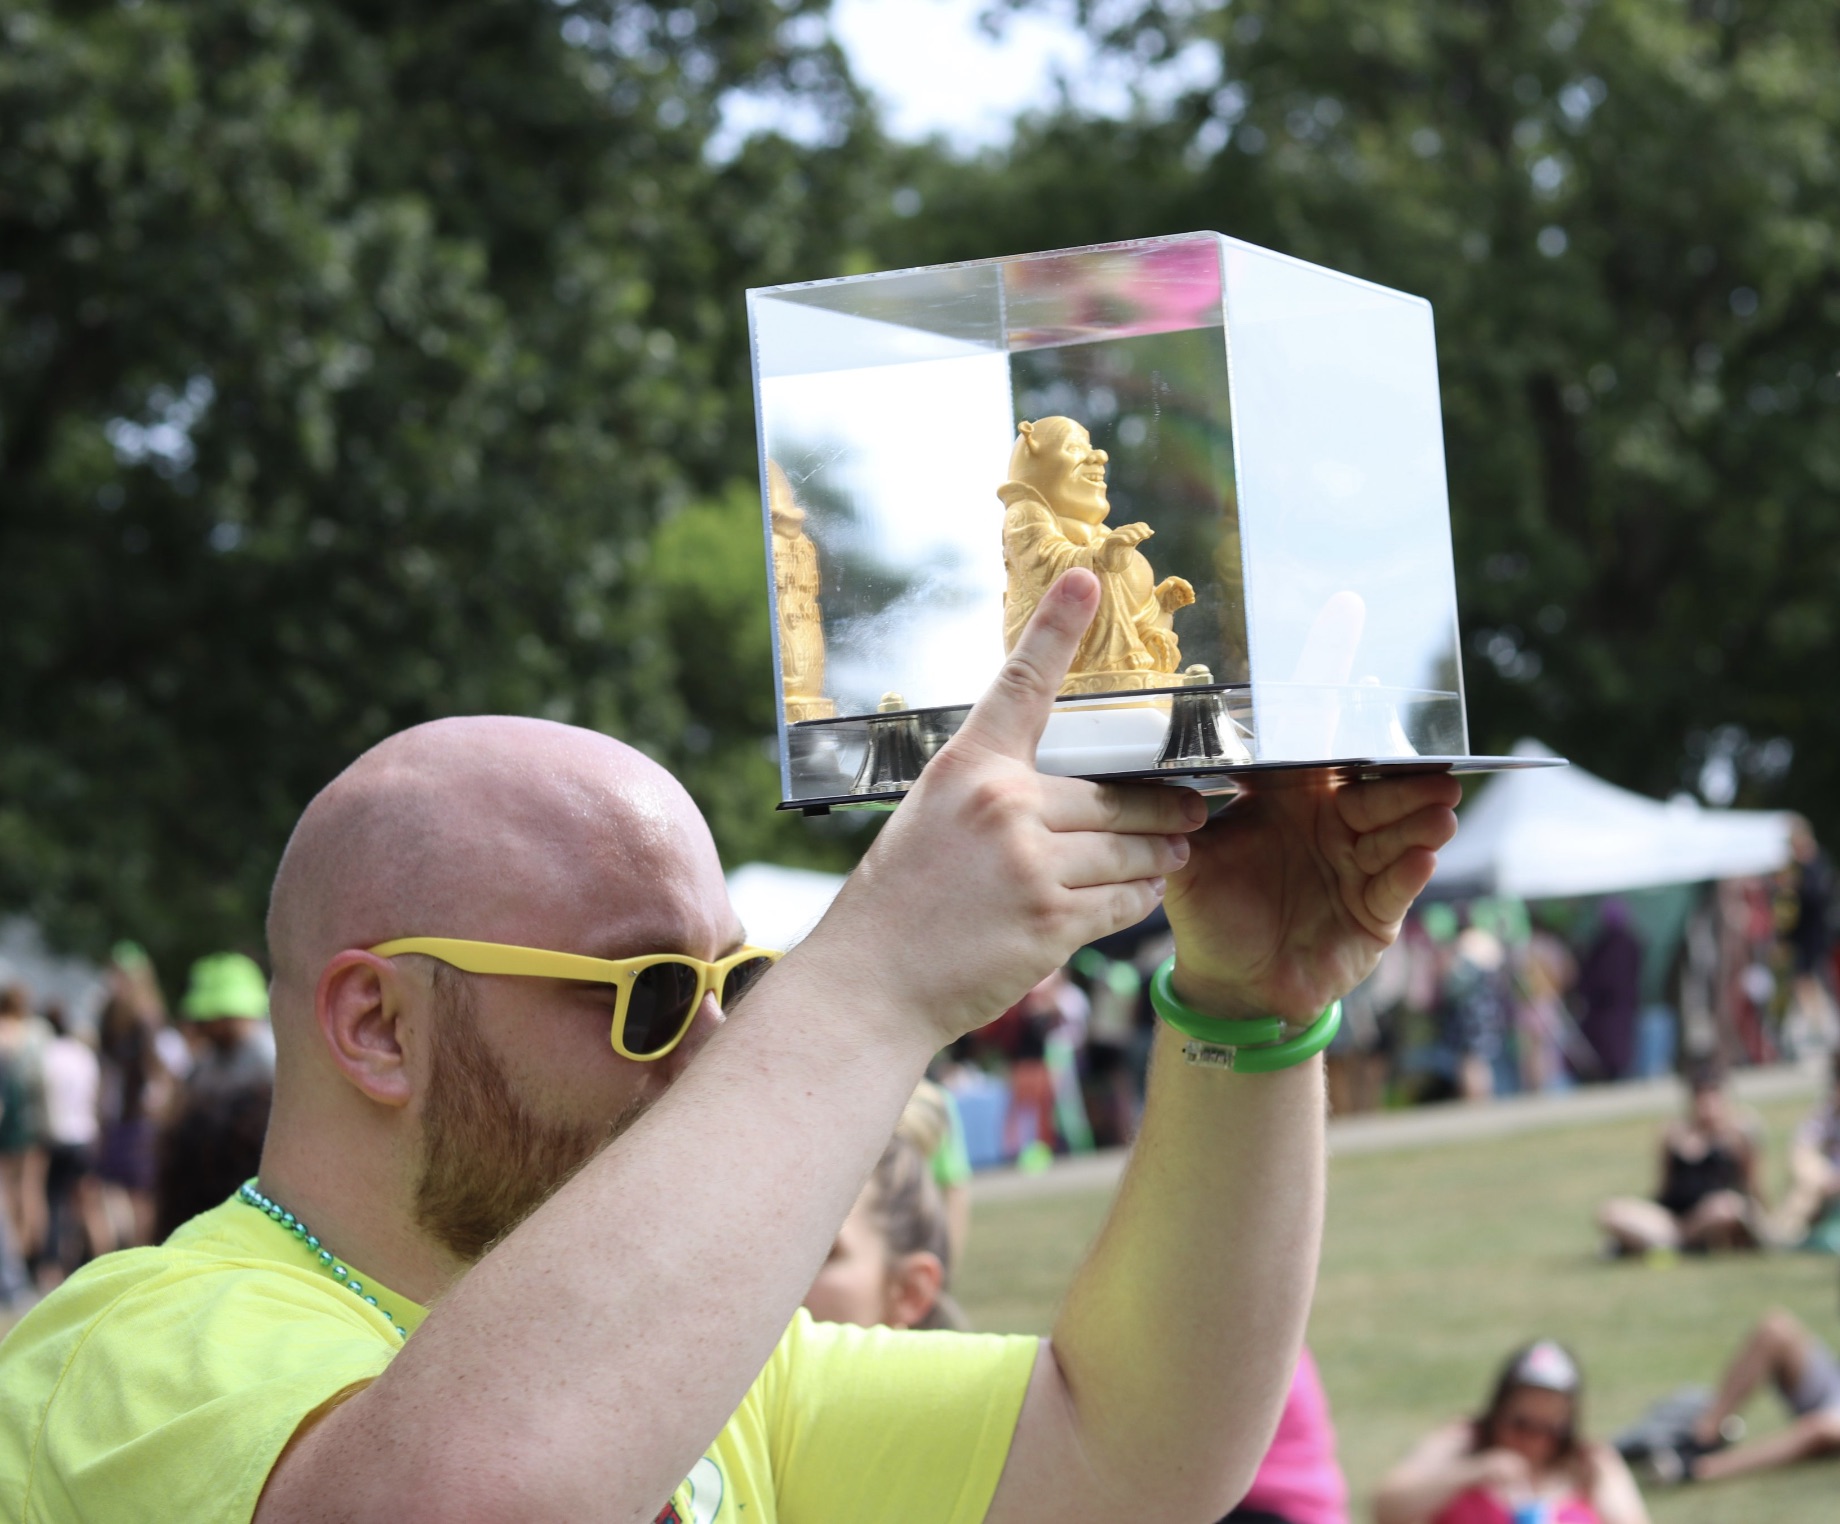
109,939,151,972
179,952,270,1022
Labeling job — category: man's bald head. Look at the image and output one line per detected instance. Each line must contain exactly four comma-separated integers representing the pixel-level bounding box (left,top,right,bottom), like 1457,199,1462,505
267,717,725,1015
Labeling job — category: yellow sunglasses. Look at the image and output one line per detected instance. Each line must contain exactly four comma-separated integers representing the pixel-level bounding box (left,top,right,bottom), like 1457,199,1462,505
368,937,781,1062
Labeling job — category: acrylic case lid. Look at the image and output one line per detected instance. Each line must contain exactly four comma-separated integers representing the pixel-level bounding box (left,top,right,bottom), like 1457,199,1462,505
747,232,1560,811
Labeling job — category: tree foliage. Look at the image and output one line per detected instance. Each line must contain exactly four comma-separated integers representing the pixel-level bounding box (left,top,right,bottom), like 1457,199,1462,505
0,0,885,964
906,0,1840,827
6,0,1837,969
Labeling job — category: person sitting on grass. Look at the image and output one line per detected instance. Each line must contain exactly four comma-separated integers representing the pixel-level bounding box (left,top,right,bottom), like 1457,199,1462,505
1770,1051,1840,1249
1374,1341,1649,1524
1593,1060,1763,1257
1632,1306,1840,1486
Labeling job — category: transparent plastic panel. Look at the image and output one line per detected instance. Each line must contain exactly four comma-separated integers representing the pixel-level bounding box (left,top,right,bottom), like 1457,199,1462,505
1010,326,1245,690
756,233,1226,366
757,343,1013,718
752,266,1003,376
998,236,1227,347
1221,243,1467,763
750,233,1483,808
752,237,1251,806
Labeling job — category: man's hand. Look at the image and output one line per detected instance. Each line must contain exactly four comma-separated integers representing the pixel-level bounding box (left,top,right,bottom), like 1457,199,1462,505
1164,771,1461,1020
816,569,1204,1048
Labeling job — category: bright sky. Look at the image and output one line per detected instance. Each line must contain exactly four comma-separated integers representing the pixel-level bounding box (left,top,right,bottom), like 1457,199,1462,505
712,1,1221,155
830,0,1102,148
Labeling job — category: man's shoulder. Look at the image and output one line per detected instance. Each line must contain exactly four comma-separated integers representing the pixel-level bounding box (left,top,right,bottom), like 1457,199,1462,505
0,1206,404,1524
2,1243,213,1419
5,1241,206,1344
1,1213,391,1398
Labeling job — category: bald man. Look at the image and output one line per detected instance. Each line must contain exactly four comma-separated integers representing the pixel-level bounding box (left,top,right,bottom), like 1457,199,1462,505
0,571,1460,1523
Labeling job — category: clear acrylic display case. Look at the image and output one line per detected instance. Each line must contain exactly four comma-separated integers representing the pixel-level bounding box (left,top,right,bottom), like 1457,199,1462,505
748,232,1556,811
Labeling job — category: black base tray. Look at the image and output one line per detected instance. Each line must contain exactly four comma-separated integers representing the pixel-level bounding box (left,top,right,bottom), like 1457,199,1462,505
782,752,1565,815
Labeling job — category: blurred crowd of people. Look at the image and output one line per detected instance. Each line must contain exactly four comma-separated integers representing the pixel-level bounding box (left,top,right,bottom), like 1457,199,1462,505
933,821,1837,1168
0,944,275,1310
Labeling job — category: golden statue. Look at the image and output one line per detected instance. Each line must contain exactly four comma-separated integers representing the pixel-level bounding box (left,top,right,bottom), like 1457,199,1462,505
768,460,835,722
997,416,1197,694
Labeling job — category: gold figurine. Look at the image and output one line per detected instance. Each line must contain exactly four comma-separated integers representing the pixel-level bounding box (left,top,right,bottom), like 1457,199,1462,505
768,460,835,722
997,417,1197,695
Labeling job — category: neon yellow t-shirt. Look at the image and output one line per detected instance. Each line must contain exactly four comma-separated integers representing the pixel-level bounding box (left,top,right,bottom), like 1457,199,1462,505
0,1197,1038,1524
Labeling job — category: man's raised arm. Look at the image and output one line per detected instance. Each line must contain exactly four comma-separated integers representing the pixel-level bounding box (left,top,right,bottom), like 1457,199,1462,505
989,772,1461,1523
256,570,1202,1524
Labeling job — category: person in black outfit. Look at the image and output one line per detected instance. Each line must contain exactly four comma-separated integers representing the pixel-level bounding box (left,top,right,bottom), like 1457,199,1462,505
1595,1061,1762,1254
1784,819,1837,1053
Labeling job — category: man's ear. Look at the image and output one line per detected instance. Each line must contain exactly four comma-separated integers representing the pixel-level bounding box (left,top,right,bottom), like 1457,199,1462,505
884,1251,945,1331
316,951,414,1108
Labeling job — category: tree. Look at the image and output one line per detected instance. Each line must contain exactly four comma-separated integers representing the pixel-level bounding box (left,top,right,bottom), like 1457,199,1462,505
0,0,888,968
894,0,1840,833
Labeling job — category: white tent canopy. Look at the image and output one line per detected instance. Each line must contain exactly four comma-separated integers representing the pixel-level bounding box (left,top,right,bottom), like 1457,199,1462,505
725,862,849,951
1430,739,1795,900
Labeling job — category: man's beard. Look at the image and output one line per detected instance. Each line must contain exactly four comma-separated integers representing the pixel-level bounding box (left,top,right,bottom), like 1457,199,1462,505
415,967,652,1263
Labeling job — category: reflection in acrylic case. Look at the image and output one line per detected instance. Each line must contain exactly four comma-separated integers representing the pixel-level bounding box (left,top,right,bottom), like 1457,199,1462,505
748,232,1561,810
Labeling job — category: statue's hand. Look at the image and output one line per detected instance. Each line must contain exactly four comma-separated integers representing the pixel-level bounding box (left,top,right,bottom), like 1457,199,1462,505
1094,522,1154,571
1154,576,1195,612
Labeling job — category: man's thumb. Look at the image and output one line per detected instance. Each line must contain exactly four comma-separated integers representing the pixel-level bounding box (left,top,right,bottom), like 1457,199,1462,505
952,570,1098,760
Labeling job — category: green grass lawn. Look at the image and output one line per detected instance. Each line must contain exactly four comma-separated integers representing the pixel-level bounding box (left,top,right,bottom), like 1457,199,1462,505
957,1097,1839,1523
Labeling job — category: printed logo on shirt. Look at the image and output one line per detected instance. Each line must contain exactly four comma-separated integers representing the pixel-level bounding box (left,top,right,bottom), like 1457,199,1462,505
655,1457,725,1524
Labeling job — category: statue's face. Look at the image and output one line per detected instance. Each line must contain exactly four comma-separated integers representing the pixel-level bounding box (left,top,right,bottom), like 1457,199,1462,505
767,461,806,534
1041,423,1110,524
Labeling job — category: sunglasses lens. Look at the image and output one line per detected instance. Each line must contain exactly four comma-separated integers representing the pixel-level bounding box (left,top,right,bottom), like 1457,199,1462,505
622,962,701,1056
720,956,773,1008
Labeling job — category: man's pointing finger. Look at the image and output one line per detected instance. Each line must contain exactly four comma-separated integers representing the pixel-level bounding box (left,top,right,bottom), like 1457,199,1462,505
951,570,1098,762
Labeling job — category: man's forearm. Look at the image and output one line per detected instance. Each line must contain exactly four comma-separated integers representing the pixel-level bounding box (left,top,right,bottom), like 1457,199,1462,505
1043,1032,1325,1518
994,768,1454,1521
258,574,1200,1524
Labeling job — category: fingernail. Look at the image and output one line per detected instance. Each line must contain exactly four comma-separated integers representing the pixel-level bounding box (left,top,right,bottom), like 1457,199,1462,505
1182,792,1207,826
1168,835,1191,864
1150,877,1167,899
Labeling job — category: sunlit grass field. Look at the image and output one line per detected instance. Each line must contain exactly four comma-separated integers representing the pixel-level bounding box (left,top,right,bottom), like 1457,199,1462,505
958,1097,1839,1524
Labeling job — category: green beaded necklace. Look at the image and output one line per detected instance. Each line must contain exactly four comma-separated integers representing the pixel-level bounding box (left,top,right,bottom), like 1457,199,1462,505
238,1180,410,1340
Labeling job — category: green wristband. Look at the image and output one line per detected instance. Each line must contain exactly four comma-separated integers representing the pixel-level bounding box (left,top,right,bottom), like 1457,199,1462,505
1149,959,1284,1046
1149,955,1342,1073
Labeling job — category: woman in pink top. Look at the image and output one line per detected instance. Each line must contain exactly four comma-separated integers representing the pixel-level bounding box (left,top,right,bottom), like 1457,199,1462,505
1220,1345,1348,1524
1374,1342,1649,1524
